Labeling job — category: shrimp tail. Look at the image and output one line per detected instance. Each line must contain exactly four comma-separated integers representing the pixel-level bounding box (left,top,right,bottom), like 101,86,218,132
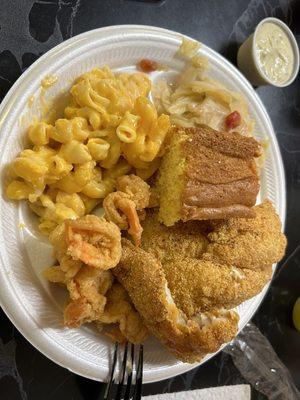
119,198,143,246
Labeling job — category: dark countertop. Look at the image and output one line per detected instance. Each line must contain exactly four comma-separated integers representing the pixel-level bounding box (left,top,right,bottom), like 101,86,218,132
0,1,299,399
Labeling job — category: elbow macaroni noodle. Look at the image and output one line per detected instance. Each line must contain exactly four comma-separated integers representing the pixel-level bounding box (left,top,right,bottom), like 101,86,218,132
6,66,170,234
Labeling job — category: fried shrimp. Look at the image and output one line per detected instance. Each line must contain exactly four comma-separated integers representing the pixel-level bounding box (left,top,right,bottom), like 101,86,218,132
49,222,68,262
44,260,114,328
103,191,143,246
98,283,148,344
64,269,114,327
45,215,146,334
103,192,130,229
43,264,67,284
103,174,150,246
116,174,150,210
43,258,82,284
65,215,122,269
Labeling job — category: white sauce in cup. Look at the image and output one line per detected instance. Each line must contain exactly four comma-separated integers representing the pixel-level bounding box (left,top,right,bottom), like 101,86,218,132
255,22,294,84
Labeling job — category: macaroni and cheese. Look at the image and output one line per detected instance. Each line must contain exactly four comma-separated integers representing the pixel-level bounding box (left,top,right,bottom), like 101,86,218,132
7,66,170,234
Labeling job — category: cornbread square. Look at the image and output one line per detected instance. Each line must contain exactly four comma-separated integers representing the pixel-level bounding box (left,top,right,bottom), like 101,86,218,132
157,125,261,226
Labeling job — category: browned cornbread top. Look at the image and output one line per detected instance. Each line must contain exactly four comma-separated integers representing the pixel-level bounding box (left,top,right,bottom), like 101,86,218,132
180,125,262,220
182,125,261,160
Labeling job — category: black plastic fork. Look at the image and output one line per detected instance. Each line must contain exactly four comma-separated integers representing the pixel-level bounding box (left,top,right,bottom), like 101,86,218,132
104,342,143,400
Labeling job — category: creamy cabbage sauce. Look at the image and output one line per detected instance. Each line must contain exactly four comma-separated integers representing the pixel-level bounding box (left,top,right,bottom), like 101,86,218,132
255,22,294,84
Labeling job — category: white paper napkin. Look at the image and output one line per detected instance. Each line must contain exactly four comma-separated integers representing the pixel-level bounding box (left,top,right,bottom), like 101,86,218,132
143,384,251,399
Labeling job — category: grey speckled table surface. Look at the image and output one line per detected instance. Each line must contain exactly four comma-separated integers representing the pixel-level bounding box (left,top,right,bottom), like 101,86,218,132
0,1,299,399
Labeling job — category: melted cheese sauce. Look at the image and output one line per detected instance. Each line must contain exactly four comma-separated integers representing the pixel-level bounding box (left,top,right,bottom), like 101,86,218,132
41,75,58,89
27,95,35,107
255,22,294,84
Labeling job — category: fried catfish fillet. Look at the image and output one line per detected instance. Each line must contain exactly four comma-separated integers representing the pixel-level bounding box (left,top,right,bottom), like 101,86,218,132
140,200,286,317
204,200,287,270
114,239,239,363
162,259,272,316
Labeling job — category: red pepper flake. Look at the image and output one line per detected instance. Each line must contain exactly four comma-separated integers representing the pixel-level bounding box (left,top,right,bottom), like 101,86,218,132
225,111,241,130
138,59,158,73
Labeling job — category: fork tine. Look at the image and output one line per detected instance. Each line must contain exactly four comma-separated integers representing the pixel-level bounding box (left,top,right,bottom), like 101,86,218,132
103,342,118,400
124,343,134,400
132,344,143,400
115,341,129,400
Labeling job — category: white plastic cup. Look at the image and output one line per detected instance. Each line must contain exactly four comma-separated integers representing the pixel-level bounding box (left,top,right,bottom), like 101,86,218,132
237,17,299,87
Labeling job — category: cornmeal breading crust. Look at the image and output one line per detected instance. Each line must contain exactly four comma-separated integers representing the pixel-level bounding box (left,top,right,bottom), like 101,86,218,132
162,258,272,316
204,200,287,270
113,200,286,361
114,239,239,363
140,200,286,317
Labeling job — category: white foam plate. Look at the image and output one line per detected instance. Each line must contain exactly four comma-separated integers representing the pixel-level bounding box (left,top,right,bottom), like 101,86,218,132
0,25,286,383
